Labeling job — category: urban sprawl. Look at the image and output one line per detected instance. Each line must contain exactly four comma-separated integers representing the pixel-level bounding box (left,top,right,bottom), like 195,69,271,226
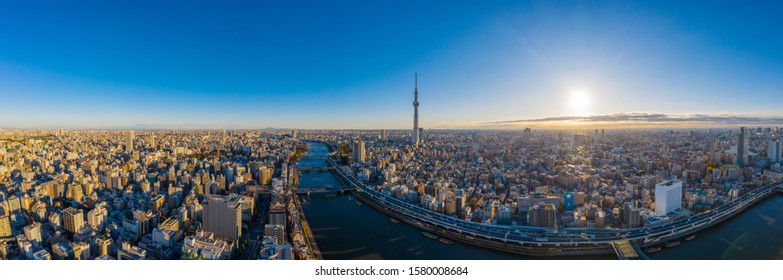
0,126,781,260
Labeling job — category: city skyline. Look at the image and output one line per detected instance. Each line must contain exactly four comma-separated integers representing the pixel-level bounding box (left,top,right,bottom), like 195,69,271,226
2,1,783,130
3,125,783,260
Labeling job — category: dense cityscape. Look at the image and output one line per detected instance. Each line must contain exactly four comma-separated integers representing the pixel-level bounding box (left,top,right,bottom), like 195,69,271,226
1,1,783,267
0,120,781,259
0,69,781,261
0,75,782,260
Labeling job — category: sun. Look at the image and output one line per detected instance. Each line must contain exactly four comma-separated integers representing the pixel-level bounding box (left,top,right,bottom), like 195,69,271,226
569,91,590,116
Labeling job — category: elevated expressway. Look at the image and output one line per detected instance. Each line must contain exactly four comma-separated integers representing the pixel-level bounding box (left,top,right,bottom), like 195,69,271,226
327,156,783,256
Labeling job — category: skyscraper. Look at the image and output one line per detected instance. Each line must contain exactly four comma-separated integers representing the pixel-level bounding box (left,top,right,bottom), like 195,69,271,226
352,140,365,164
768,139,781,163
202,195,242,241
737,127,748,166
412,73,420,147
126,131,134,152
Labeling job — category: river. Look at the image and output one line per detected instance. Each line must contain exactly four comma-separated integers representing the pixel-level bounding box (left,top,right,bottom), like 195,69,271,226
648,195,783,260
297,142,783,260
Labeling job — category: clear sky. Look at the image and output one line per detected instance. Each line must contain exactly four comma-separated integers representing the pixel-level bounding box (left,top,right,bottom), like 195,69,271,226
1,1,782,129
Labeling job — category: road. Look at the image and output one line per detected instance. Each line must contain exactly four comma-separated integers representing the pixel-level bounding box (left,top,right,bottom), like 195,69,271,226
237,194,270,260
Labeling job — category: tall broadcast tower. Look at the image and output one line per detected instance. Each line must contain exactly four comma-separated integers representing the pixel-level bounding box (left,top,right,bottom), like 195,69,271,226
413,73,420,147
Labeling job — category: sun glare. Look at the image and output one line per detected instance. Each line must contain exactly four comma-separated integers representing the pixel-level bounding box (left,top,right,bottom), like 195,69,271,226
569,91,590,116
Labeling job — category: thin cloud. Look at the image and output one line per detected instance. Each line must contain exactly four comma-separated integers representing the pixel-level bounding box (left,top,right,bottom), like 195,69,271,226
485,113,783,125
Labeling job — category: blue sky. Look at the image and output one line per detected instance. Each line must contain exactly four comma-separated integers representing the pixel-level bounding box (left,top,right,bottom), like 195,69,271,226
1,1,782,129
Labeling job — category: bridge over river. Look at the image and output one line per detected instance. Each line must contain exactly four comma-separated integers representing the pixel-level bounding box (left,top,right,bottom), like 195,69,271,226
296,185,354,195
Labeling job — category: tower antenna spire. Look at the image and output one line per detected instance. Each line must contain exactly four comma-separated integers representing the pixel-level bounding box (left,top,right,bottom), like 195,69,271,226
413,73,420,148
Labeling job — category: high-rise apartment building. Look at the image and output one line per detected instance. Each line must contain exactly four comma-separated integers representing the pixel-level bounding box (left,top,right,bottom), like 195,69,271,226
126,131,134,152
0,214,11,238
768,139,781,163
264,224,286,244
596,211,606,228
259,166,273,186
352,140,366,164
737,127,748,166
132,210,157,237
88,205,108,231
623,202,641,228
269,204,286,227
95,235,112,256
498,206,512,225
202,195,242,241
564,192,575,211
23,222,42,246
527,203,557,228
62,207,85,234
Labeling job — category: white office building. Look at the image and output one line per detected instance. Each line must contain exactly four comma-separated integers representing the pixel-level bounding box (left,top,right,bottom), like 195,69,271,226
655,180,683,216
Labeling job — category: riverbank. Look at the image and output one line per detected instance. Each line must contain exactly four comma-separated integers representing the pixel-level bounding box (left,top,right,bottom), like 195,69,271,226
328,149,783,257
353,190,614,256
298,142,536,259
299,141,783,259
649,194,783,259
294,196,323,260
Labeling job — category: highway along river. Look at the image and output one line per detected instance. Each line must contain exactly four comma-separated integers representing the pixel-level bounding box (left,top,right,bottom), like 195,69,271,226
298,141,783,260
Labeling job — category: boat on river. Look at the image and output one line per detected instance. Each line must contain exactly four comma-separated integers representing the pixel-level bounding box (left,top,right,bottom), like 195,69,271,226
421,231,439,240
644,247,662,253
438,238,454,245
665,240,681,248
